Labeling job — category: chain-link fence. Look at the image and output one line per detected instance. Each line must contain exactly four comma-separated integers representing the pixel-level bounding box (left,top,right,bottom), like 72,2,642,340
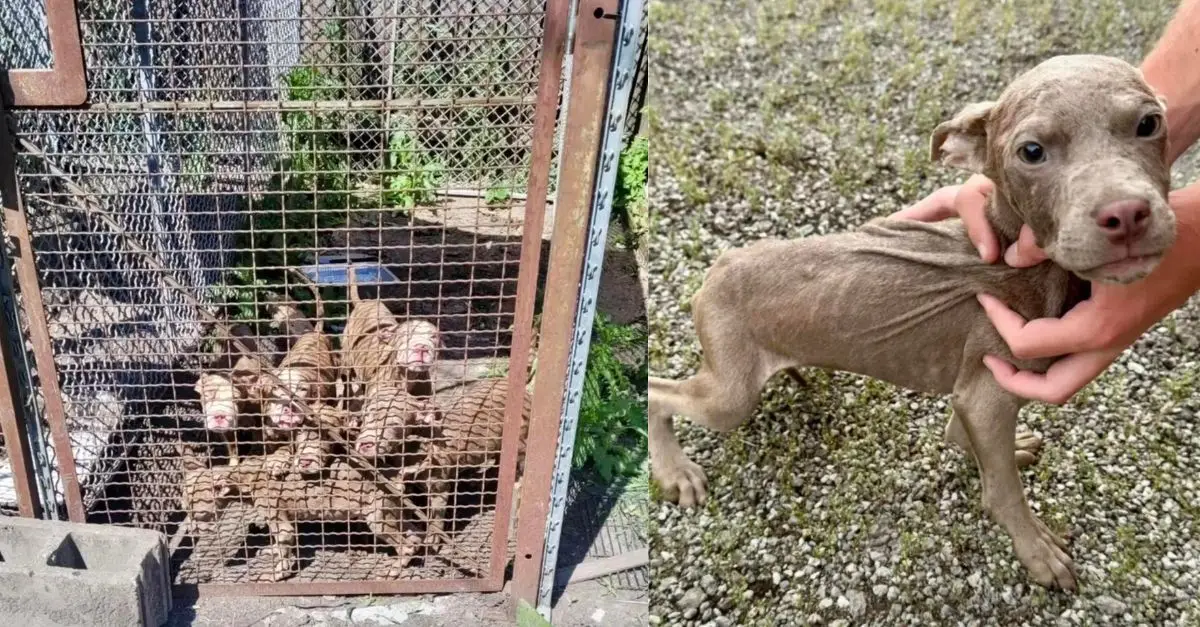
0,0,586,592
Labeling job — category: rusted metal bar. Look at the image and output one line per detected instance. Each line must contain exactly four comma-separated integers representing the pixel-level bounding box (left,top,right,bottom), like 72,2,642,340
0,104,44,518
188,577,493,597
1,165,85,522
82,95,536,113
7,0,87,107
484,0,573,592
534,0,644,614
511,0,619,608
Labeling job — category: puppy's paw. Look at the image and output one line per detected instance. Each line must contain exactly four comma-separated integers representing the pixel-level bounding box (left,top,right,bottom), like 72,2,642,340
1014,428,1044,468
271,556,297,582
653,456,708,508
1015,517,1076,592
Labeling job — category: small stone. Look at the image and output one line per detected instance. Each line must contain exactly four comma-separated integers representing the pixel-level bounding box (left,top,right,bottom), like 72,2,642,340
872,584,888,597
819,598,834,610
683,608,697,620
1094,595,1128,616
350,605,409,624
830,621,850,627
887,586,900,601
967,572,982,589
742,589,754,600
680,588,705,610
846,591,867,617
836,595,850,610
701,574,717,591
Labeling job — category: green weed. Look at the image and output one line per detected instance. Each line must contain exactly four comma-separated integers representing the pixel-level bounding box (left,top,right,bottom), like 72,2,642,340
574,313,648,481
382,129,444,209
614,136,649,246
484,176,516,205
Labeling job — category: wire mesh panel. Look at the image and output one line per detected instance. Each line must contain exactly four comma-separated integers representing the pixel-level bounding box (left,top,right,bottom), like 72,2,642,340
2,0,563,592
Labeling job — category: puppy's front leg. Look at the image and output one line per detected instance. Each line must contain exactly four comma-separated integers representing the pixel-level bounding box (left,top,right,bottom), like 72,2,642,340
953,369,1076,591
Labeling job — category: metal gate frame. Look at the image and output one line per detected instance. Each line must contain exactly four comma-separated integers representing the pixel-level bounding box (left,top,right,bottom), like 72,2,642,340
1,0,623,599
510,0,624,612
5,0,86,107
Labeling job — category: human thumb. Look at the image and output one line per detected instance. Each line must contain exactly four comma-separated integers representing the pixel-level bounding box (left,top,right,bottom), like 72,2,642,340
1003,224,1048,268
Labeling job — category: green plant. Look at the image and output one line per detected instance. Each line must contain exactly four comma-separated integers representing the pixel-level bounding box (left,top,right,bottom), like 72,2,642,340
573,313,648,481
382,129,444,209
484,176,515,205
217,66,356,323
209,267,267,321
516,600,552,627
613,136,649,246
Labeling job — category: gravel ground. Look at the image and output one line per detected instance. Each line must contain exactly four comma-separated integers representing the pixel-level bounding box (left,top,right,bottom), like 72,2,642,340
647,1,1200,625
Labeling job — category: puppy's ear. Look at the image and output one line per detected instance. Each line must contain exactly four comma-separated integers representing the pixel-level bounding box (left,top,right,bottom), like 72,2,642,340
931,101,995,172
377,323,397,346
212,474,237,498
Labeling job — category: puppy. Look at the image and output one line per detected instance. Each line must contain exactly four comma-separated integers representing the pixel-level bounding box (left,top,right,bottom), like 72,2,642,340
650,55,1175,591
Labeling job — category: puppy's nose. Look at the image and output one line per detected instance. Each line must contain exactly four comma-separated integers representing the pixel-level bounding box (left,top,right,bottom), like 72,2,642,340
1095,199,1151,243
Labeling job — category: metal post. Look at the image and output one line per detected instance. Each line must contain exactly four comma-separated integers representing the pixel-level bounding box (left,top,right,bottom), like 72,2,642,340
535,0,645,616
0,101,45,518
511,0,619,612
513,0,648,614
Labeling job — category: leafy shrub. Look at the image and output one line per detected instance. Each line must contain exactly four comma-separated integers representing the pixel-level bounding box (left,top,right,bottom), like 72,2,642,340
613,136,648,245
573,313,648,481
383,130,445,209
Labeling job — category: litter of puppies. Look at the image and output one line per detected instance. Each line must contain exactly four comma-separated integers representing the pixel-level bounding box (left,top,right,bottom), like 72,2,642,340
185,267,533,581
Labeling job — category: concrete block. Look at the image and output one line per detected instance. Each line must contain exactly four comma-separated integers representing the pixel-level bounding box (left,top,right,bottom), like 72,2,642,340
0,516,171,626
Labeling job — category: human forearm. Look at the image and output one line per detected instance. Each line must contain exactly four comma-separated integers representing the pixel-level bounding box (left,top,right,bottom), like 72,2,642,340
1147,180,1200,314
1142,0,1200,165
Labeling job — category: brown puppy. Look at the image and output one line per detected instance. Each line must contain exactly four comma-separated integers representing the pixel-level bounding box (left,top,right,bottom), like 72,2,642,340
649,55,1175,592
353,370,439,459
261,270,338,431
341,269,441,396
195,354,267,467
419,377,532,546
181,453,422,581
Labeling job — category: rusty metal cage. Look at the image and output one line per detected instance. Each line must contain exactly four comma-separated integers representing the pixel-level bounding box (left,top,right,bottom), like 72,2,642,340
0,0,598,596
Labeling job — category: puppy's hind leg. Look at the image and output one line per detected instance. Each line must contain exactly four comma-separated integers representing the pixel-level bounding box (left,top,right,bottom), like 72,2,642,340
649,338,773,507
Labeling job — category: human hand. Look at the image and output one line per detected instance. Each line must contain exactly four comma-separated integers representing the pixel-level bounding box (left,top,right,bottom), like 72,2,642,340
978,185,1200,403
891,173,1047,267
896,179,1200,404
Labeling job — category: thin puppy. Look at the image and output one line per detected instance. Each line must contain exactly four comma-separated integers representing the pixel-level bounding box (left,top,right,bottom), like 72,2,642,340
261,269,339,431
195,353,265,467
649,55,1176,592
353,369,439,459
419,377,531,546
181,453,423,582
341,268,440,396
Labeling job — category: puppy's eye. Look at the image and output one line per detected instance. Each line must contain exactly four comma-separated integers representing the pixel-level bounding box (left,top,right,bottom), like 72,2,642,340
1018,142,1045,164
1137,113,1162,138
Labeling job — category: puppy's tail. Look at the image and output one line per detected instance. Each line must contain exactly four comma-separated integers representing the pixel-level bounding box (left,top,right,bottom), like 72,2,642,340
348,263,361,304
288,267,325,333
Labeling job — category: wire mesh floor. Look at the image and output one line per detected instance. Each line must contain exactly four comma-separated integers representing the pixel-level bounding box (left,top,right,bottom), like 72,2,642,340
557,470,649,595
